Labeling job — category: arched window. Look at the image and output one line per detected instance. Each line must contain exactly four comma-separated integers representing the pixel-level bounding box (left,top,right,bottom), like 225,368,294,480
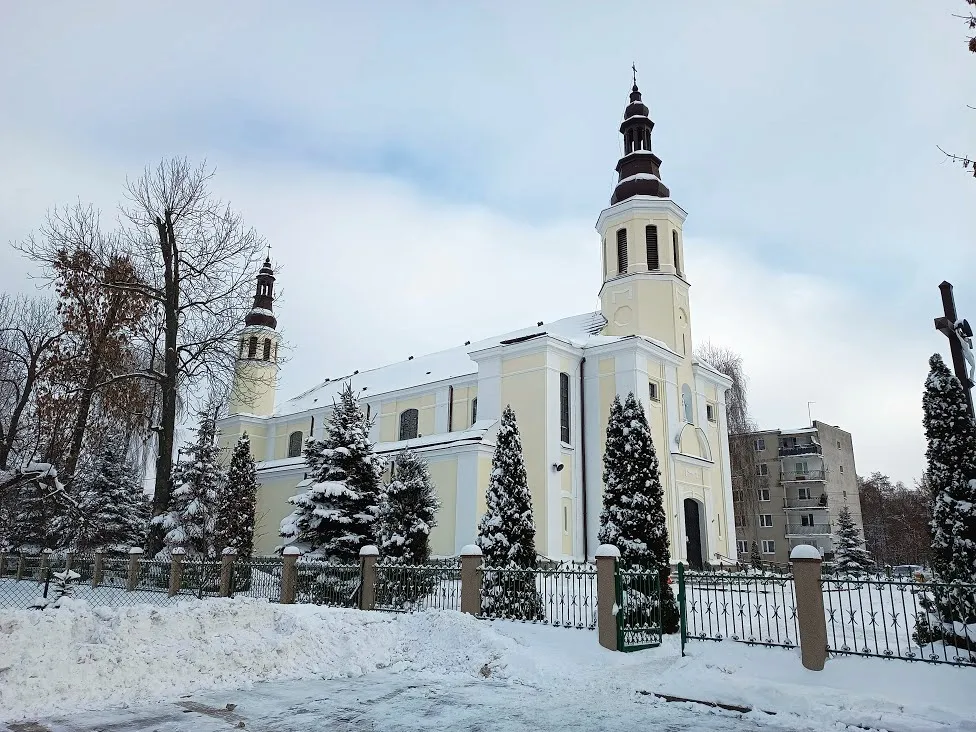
616,228,628,274
288,430,303,458
262,338,271,361
399,409,419,441
673,230,681,276
471,397,478,424
681,384,694,424
645,225,659,271
247,336,258,359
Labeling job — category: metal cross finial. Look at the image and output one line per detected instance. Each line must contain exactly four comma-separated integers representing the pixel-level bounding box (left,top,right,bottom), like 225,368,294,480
632,63,638,87
266,242,272,260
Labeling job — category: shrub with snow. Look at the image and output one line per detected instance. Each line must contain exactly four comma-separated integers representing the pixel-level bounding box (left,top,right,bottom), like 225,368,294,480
477,405,544,621
598,393,679,634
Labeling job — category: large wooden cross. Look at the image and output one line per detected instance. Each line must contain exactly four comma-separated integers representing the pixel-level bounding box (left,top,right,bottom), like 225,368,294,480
934,280,975,419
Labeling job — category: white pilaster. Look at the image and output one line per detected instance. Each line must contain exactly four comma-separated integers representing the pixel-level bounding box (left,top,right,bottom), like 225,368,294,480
434,387,450,434
583,360,603,559
454,451,479,554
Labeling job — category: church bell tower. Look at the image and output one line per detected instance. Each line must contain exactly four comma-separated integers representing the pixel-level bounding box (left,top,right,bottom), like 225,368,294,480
228,256,281,417
597,79,693,359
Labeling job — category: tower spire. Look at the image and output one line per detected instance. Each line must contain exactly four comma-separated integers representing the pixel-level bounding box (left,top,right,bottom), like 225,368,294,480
610,75,670,204
245,256,277,329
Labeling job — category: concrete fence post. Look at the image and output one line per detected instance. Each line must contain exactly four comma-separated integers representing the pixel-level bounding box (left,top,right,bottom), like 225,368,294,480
219,548,237,597
64,551,74,574
790,544,828,671
93,551,105,587
596,544,620,652
169,548,185,597
359,545,379,611
126,547,143,592
41,548,53,579
16,553,25,581
459,544,483,616
0,552,7,578
279,546,301,604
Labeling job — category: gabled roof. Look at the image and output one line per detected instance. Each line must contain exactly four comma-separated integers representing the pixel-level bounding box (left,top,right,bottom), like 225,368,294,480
276,311,609,416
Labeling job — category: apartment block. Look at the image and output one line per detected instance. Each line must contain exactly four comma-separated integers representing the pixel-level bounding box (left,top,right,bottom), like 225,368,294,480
732,420,864,565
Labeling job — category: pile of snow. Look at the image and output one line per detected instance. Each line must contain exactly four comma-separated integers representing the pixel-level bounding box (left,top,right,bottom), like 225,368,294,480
0,598,521,722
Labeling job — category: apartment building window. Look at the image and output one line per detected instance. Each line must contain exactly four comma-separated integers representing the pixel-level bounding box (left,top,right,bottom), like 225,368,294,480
645,225,659,270
758,488,770,502
648,380,660,401
795,461,808,475
288,431,303,458
762,540,776,555
756,463,768,477
559,372,570,444
399,409,419,440
754,438,765,452
736,540,749,554
759,514,774,527
801,513,815,527
616,228,628,274
797,486,811,500
706,403,716,422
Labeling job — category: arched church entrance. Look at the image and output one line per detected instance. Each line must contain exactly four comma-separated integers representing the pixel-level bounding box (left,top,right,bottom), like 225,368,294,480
683,498,705,570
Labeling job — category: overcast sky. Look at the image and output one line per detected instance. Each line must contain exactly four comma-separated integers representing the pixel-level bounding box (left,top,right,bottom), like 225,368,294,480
1,2,973,486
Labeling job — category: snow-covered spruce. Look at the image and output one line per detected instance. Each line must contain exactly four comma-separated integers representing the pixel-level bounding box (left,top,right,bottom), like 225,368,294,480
154,412,224,557
280,382,384,562
750,540,763,570
61,438,149,554
833,505,873,575
213,433,258,559
918,354,976,637
477,405,544,620
598,392,680,634
378,449,439,564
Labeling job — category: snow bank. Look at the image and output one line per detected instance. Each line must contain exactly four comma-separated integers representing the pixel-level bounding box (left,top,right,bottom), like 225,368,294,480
0,598,521,722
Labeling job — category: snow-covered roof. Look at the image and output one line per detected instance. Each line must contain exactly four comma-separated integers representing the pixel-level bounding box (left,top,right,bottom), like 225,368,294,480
276,312,609,416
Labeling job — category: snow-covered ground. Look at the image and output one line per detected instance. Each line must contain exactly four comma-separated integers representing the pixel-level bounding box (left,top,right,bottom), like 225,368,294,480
1,598,974,731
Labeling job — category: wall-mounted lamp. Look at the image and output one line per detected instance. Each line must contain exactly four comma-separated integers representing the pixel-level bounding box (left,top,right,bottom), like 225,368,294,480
552,462,564,472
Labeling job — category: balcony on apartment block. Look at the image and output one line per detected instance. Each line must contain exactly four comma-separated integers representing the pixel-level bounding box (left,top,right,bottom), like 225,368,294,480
781,468,826,482
778,442,823,458
785,523,832,537
785,495,829,510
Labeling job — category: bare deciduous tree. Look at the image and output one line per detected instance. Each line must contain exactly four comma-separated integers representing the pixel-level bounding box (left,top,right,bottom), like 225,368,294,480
939,1,976,176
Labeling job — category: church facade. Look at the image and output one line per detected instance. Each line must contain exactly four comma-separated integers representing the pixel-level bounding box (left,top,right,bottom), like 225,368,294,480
217,83,737,565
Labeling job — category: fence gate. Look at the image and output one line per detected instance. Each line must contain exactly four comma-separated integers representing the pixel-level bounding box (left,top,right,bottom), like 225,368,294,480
615,566,662,651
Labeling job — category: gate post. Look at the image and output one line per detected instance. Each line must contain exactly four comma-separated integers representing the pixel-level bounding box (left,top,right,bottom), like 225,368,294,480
280,546,301,604
219,548,237,597
359,545,378,611
459,544,483,616
596,544,620,652
790,545,828,671
93,551,104,587
169,548,185,597
677,562,687,656
126,547,143,591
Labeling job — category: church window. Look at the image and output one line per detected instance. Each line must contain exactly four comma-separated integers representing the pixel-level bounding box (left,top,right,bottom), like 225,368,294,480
288,431,303,458
262,338,271,361
399,409,419,441
645,225,659,270
247,336,258,359
681,384,693,423
616,228,628,274
706,403,716,422
672,230,681,276
559,372,570,444
648,380,660,402
602,239,608,279
309,415,315,437
273,342,278,361
471,397,478,424
563,506,569,533
239,338,246,357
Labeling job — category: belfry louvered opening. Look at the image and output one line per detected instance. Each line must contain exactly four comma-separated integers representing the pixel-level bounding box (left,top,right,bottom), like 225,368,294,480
616,228,628,274
645,225,659,271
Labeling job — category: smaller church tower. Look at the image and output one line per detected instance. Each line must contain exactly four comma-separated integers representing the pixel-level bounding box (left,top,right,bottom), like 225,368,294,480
228,257,280,417
597,79,692,359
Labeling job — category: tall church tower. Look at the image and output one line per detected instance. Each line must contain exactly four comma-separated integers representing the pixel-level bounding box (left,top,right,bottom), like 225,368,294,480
228,257,281,417
597,81,692,359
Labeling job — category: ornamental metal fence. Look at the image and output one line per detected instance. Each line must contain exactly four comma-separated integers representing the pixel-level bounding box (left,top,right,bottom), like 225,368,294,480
821,575,976,666
230,557,283,601
616,566,662,651
479,562,598,629
374,560,461,612
294,560,361,608
679,564,800,649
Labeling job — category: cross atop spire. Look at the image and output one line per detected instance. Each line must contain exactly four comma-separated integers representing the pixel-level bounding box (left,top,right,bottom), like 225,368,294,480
632,62,638,88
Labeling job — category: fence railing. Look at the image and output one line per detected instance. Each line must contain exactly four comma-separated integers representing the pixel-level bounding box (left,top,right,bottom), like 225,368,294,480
478,563,598,629
785,524,832,536
821,575,976,666
374,561,461,612
295,561,361,608
680,565,799,648
616,566,661,650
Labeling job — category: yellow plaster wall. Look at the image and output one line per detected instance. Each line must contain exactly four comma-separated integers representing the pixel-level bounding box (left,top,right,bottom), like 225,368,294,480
252,474,301,556
426,457,458,557
449,385,478,431
273,416,315,460
379,393,438,442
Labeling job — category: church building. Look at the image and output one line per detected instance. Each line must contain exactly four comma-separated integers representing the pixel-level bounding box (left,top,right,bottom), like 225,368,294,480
217,82,737,566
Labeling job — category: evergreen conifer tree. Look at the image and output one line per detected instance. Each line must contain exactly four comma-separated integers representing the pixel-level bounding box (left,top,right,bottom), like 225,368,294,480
71,437,150,553
750,541,763,570
155,412,224,557
213,433,258,558
598,392,680,633
280,382,384,561
477,405,543,619
378,449,439,564
922,354,976,622
833,505,872,575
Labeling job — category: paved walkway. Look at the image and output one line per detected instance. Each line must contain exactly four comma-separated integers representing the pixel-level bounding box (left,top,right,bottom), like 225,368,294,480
6,671,790,732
